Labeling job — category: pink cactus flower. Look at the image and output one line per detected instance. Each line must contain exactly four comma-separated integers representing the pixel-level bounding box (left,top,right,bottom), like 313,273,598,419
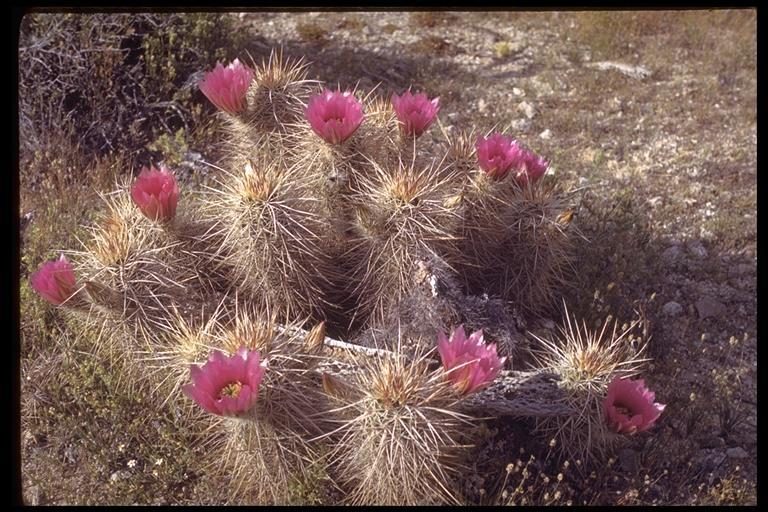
305,89,364,144
603,376,666,434
391,90,440,137
30,254,78,305
475,133,524,180
198,58,253,115
514,150,549,186
437,325,507,395
130,165,179,223
183,347,267,417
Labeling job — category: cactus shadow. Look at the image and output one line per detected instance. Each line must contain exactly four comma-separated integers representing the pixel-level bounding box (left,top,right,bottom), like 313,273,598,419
240,32,477,107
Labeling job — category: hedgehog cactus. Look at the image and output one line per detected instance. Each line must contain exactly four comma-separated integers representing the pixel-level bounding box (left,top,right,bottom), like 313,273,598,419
529,307,652,464
24,47,663,505
320,350,474,505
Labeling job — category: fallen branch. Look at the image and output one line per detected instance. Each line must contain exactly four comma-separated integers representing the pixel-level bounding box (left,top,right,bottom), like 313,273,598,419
586,61,652,80
281,324,573,418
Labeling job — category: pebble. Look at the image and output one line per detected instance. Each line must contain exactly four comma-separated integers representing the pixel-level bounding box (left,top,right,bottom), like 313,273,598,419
518,101,536,119
539,128,552,140
662,301,683,316
726,447,748,459
695,296,726,319
647,196,663,208
512,87,524,96
478,98,487,113
510,118,531,132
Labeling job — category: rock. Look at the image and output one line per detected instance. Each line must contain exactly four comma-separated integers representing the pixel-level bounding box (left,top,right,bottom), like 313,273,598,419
21,211,34,232
110,470,132,483
530,77,555,96
510,118,531,132
478,98,487,113
662,301,683,317
618,448,639,473
726,447,748,459
727,263,753,278
512,87,524,96
700,228,716,241
661,245,682,262
695,296,726,319
697,449,727,471
63,445,76,464
578,176,589,187
647,196,663,208
518,101,536,119
701,436,726,449
587,61,652,79
687,241,708,259
539,128,552,140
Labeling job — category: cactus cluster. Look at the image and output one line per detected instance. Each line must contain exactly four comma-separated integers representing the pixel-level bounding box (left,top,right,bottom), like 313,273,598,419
27,49,665,505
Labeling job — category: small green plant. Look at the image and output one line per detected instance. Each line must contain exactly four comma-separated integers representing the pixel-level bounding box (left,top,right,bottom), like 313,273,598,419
494,41,513,58
148,128,189,167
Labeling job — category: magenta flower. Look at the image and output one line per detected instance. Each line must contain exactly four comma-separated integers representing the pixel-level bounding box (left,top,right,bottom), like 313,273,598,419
475,133,524,180
130,165,179,223
183,347,267,417
198,58,253,115
29,254,78,305
437,325,507,395
391,90,440,137
305,89,364,144
603,376,666,434
514,150,549,186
